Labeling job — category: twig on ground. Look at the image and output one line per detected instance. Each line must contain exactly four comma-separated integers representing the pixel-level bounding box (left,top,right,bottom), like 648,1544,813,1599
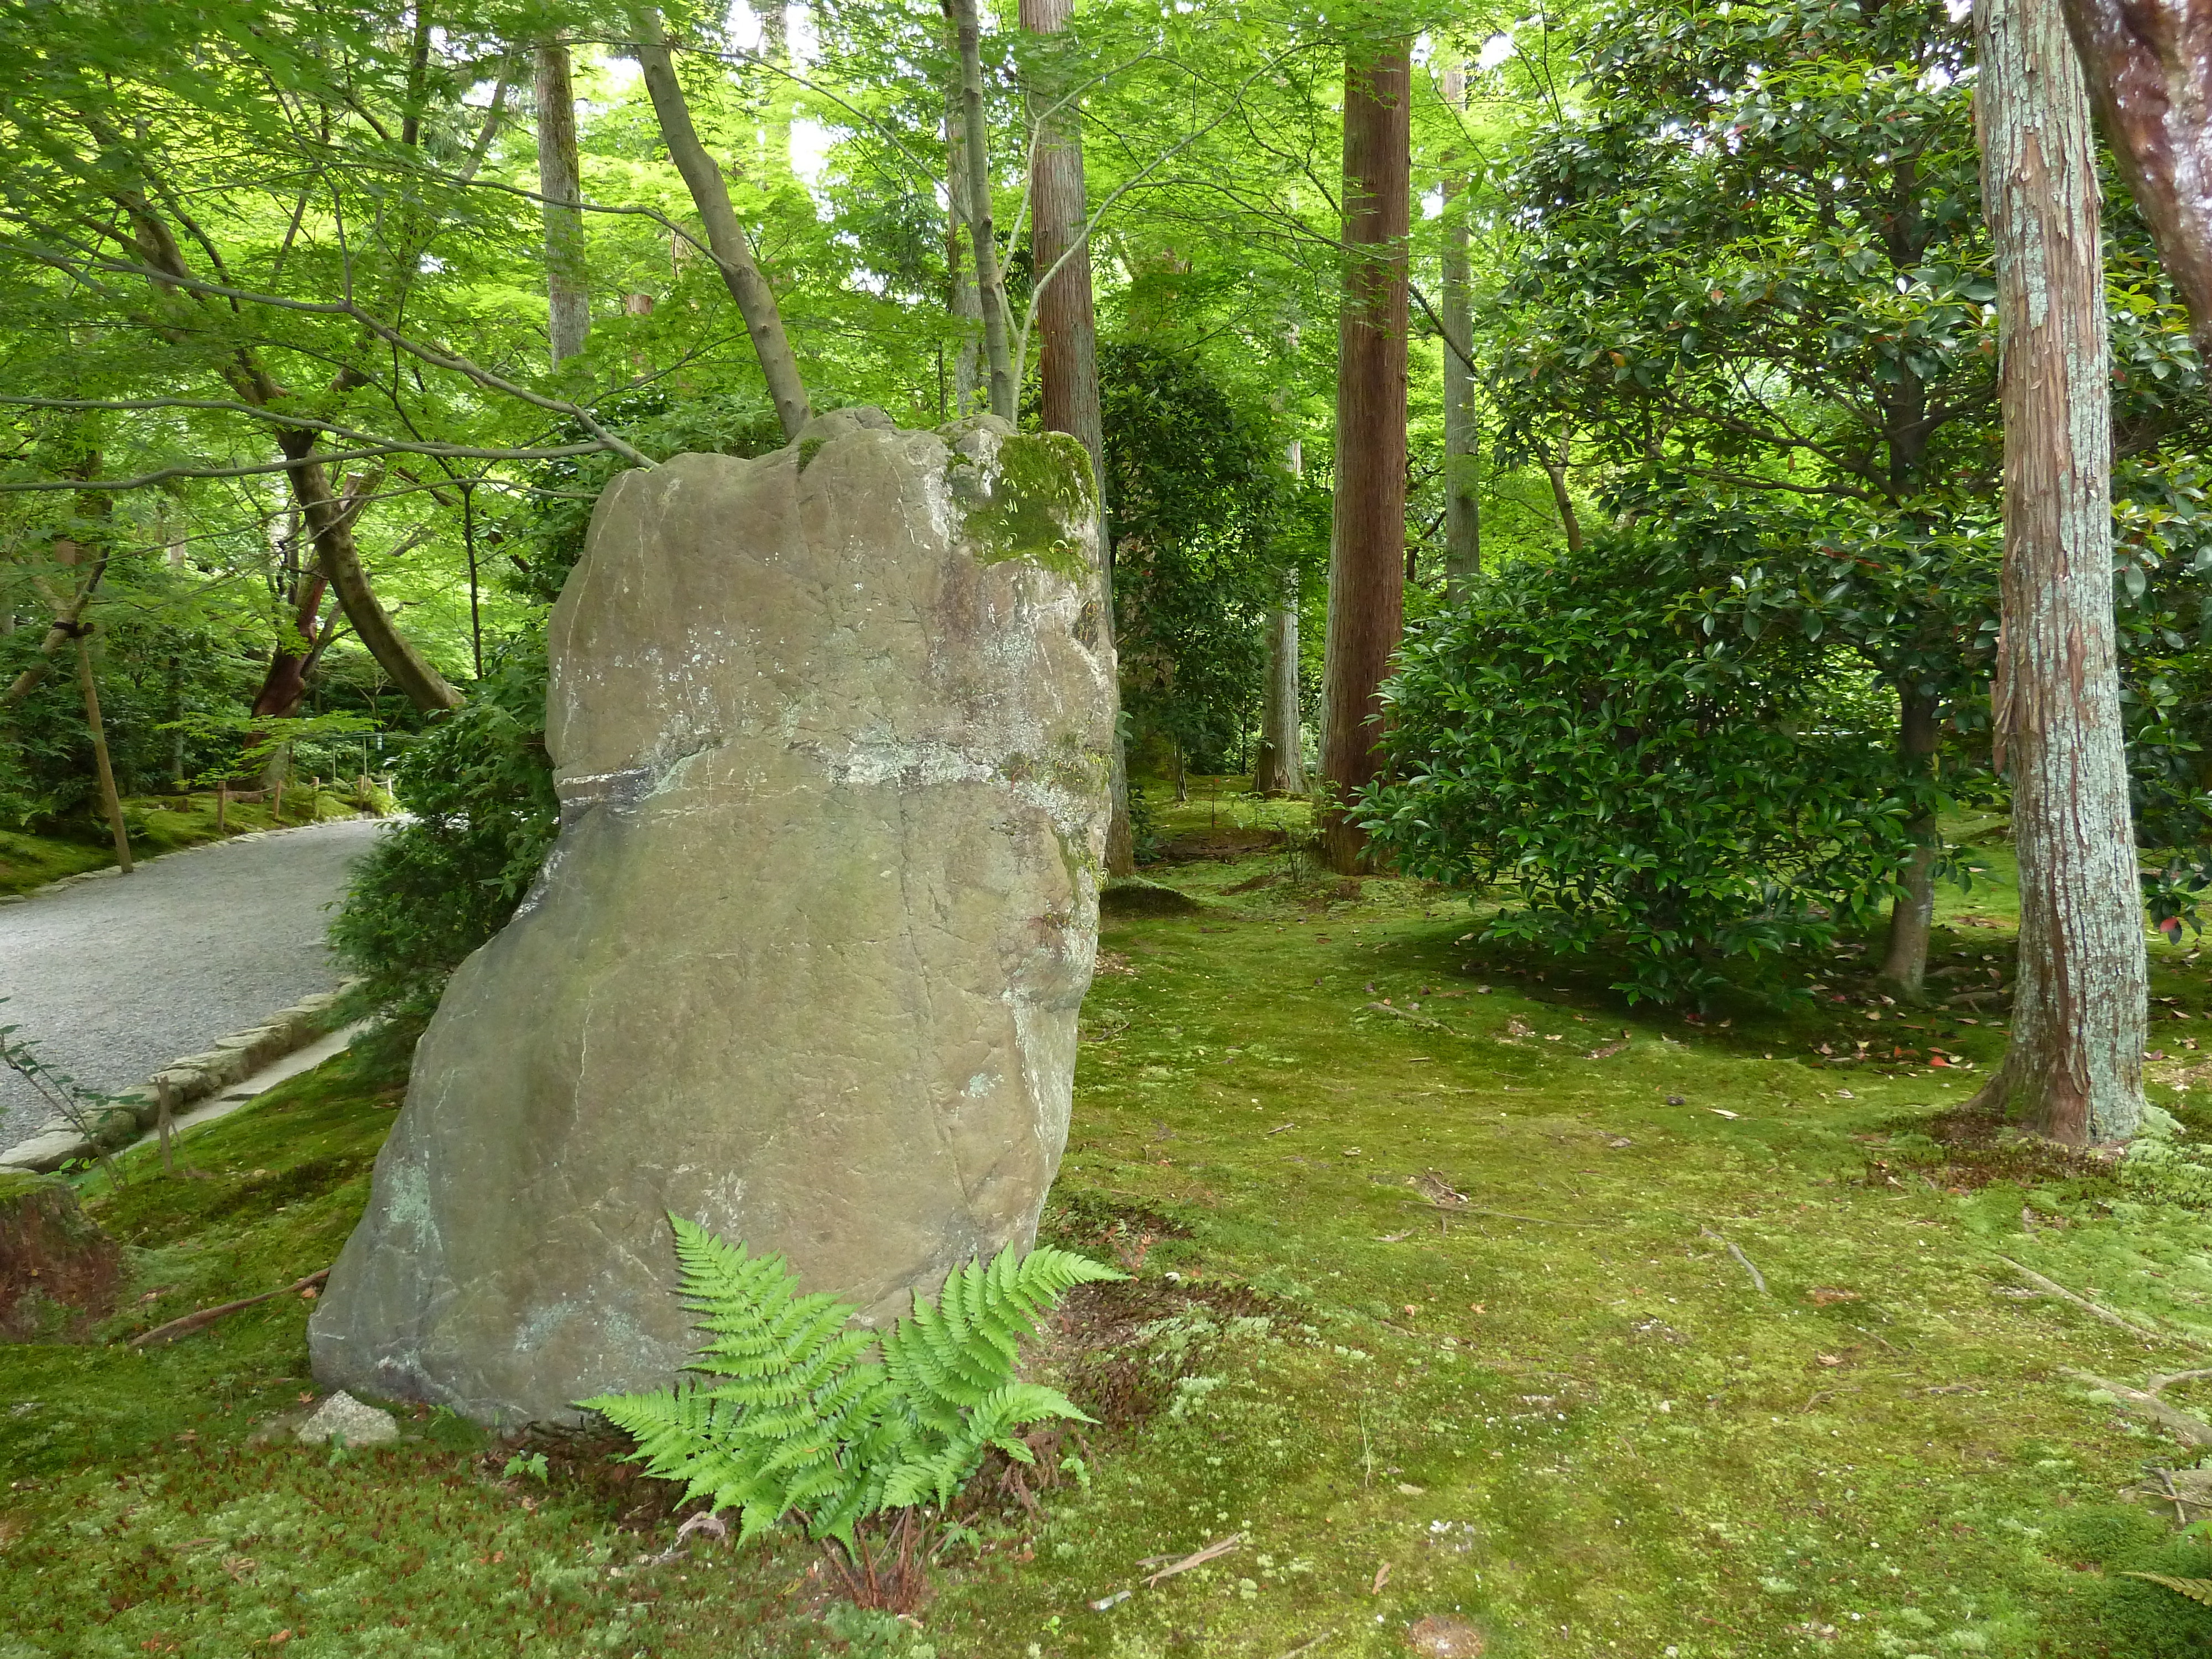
1702,1227,1767,1292
1998,1256,2203,1348
1142,1533,1241,1587
1363,1001,1451,1032
1402,1201,1593,1228
129,1269,330,1347
2060,1368,2212,1447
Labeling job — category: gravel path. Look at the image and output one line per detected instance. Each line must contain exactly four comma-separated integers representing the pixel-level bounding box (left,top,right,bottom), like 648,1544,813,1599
0,818,387,1146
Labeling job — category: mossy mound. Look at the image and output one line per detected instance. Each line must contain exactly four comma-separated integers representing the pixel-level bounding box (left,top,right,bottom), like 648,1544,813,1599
1099,878,1203,917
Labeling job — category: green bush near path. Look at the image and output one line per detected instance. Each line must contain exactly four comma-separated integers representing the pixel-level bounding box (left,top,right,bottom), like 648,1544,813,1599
6,791,2212,1654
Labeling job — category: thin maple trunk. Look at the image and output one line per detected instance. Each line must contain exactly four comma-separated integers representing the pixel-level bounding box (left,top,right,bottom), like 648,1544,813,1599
949,0,1015,420
1970,0,2146,1145
1319,38,1411,874
275,434,460,713
1021,0,1130,873
1440,60,1479,595
944,68,985,415
633,6,812,440
1543,433,1583,556
75,630,132,874
536,41,592,366
3,459,109,709
1877,686,1940,1000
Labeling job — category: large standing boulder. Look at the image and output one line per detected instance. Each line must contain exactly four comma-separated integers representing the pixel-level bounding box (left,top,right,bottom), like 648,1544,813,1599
310,410,1115,1425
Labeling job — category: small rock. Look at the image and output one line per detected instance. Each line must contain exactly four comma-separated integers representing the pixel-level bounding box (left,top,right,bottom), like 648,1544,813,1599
1407,1614,1487,1657
295,1390,399,1447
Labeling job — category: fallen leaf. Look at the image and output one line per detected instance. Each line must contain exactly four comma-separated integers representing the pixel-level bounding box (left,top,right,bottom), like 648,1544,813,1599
1817,1354,1844,1367
1807,1288,1860,1306
1710,1109,1740,1120
1372,1561,1393,1594
1407,1614,1488,1656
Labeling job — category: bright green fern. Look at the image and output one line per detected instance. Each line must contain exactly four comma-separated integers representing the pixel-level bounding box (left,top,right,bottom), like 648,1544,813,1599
582,1217,1124,1547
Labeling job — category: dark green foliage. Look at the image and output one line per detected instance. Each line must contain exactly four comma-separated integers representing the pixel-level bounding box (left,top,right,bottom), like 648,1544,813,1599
1100,343,1290,771
585,1218,1122,1548
1360,530,1929,1005
329,638,557,1015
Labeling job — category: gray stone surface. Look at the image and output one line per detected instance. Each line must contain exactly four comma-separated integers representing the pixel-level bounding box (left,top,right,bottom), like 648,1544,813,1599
295,1390,400,1447
0,819,382,1145
312,410,1116,1425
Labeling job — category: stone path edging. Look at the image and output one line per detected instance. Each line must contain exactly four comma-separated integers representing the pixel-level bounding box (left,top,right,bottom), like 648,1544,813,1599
0,979,364,1174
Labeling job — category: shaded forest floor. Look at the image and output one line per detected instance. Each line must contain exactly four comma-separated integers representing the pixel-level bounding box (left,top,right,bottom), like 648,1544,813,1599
8,784,2212,1656
0,787,374,898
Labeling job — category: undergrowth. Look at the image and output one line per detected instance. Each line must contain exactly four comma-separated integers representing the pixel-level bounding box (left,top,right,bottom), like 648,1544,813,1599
7,784,2212,1655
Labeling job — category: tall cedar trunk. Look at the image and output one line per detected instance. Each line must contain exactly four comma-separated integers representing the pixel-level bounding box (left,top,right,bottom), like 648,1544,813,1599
2060,0,2212,356
1255,435,1309,797
747,0,792,185
1319,39,1411,873
1021,0,1131,872
249,573,329,723
536,42,592,366
1255,565,1308,796
949,0,1016,419
633,7,812,440
1439,60,1480,594
1972,0,2147,1144
1877,687,1940,999
75,630,132,874
275,432,461,713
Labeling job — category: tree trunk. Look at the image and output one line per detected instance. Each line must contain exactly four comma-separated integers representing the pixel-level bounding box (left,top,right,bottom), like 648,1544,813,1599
633,7,812,441
949,0,1016,420
1877,686,1940,1001
75,630,132,874
1543,433,1583,555
3,460,110,709
1319,38,1411,874
1970,0,2146,1145
278,435,460,713
1020,0,1130,872
1255,564,1307,797
2060,0,2212,357
535,41,592,366
944,75,985,416
1440,60,1480,596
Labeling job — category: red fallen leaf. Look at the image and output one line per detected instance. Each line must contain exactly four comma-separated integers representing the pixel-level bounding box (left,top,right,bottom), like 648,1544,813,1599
1930,1054,1952,1068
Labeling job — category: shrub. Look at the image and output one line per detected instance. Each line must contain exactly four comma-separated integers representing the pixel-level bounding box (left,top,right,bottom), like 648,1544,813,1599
328,638,557,1015
1358,531,1930,1005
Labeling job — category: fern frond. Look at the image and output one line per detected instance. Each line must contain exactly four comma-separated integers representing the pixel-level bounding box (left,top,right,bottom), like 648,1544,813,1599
2122,1572,2212,1608
586,1223,1122,1550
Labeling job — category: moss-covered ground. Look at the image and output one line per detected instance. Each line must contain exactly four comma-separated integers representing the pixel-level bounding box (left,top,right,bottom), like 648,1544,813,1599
0,789,372,897
8,784,2212,1657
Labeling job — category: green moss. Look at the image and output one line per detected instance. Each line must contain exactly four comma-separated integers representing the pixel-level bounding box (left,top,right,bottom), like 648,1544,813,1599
953,431,1094,581
796,435,829,473
13,781,2212,1655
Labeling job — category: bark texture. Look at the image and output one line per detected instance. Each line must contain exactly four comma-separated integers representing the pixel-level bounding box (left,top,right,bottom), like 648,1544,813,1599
1974,0,2147,1144
633,8,812,440
1440,61,1480,594
2060,0,2212,354
535,43,591,366
950,0,1016,420
1319,40,1411,873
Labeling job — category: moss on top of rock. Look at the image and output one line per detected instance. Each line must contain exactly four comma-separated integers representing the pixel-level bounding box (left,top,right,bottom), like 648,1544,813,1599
950,431,1095,582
